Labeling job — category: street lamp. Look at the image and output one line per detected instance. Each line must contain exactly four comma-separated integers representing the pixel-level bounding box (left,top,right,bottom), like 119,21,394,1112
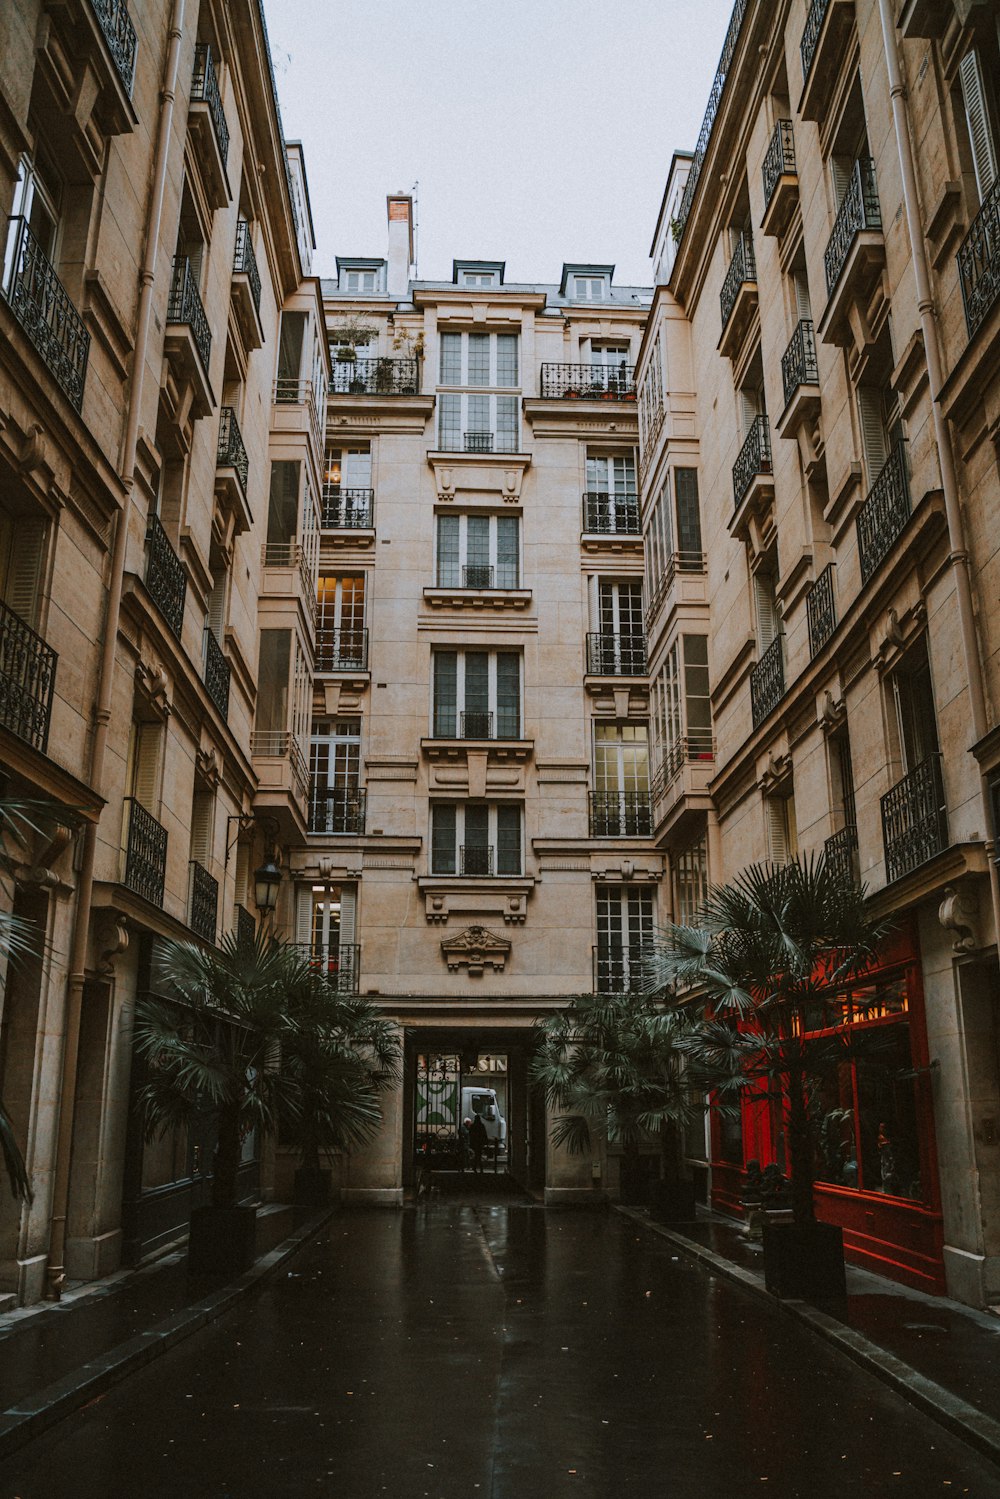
253,857,282,914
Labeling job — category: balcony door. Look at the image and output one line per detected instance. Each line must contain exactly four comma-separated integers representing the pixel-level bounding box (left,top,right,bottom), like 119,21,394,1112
594,723,649,836
597,580,644,672
309,720,361,832
595,886,653,992
297,885,357,976
316,575,366,669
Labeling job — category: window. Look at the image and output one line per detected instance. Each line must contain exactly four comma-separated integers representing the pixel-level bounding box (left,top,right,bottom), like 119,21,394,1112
462,271,496,287
595,580,644,656
645,469,703,601
432,650,520,739
431,803,522,876
889,637,939,775
322,446,372,526
957,43,1000,207
276,311,306,398
574,276,606,300
765,791,797,865
297,884,358,981
595,885,653,991
255,630,311,757
6,152,60,268
126,718,163,814
830,728,857,833
674,834,709,926
439,331,519,388
266,460,301,557
316,576,366,671
309,720,363,832
638,339,664,456
856,384,902,491
585,454,638,534
436,514,519,589
0,503,47,631
341,267,380,293
437,393,519,453
592,723,651,836
588,342,629,370
651,635,712,781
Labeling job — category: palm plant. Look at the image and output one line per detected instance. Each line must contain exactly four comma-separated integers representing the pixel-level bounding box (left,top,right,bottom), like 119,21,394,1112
644,853,893,1228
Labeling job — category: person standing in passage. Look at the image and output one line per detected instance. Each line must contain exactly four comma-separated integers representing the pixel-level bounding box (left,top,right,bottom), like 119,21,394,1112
469,1112,488,1175
458,1117,472,1173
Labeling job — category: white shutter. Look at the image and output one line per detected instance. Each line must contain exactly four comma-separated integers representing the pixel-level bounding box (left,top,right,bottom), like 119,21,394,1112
830,156,851,208
858,387,889,486
190,791,214,866
3,517,45,628
207,574,226,642
960,49,999,202
295,886,314,948
793,269,812,322
754,573,779,650
339,885,357,947
131,722,161,811
235,842,251,907
739,388,759,438
765,798,789,865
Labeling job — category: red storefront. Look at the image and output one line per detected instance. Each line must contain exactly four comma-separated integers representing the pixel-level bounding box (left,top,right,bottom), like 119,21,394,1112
709,918,945,1294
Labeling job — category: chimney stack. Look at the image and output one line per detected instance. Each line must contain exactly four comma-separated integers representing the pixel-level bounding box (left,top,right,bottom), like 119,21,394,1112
386,193,414,298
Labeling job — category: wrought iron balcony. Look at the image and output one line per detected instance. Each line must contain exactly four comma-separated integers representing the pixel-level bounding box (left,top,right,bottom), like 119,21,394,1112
203,628,230,719
461,844,495,877
464,431,493,453
308,787,367,835
460,564,493,588
122,797,167,907
432,708,521,740
329,357,419,396
762,120,796,212
145,513,187,640
437,430,519,454
750,634,784,729
806,563,837,658
856,443,910,585
3,218,90,412
958,177,1000,340
89,0,137,94
824,824,859,886
0,598,57,754
582,492,640,535
882,755,947,884
232,219,261,315
589,791,653,838
732,415,772,509
315,627,368,672
234,902,255,948
674,0,751,238
321,487,374,529
586,632,647,676
781,320,819,408
166,256,211,377
217,406,248,497
539,363,637,399
191,43,229,165
300,941,360,994
189,860,218,943
824,158,882,296
801,0,831,80
593,946,643,995
720,235,757,333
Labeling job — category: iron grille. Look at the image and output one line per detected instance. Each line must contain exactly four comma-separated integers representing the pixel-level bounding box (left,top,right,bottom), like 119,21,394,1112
750,634,785,728
123,798,167,906
781,319,819,407
203,629,230,719
167,256,211,376
582,492,641,535
462,564,494,588
234,902,255,948
806,563,837,657
732,415,772,509
189,860,218,943
464,431,494,453
824,824,859,886
762,119,796,210
856,444,910,584
593,946,641,995
589,792,653,838
232,219,261,314
882,756,947,883
800,0,832,79
0,598,57,754
674,0,751,238
460,710,494,739
824,158,882,295
461,844,494,877
88,0,137,94
191,43,229,165
586,632,647,676
539,363,637,399
300,941,360,994
145,513,187,639
720,235,757,332
321,487,374,529
958,177,1000,339
308,787,367,835
315,628,369,672
329,357,419,395
3,217,90,411
217,406,248,497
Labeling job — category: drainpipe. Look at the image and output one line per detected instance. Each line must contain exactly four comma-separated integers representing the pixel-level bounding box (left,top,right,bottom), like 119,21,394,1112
876,0,1000,954
45,0,187,1299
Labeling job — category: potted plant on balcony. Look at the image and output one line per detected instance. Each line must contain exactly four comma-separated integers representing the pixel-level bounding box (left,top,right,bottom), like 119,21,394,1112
330,316,377,363
645,853,892,1301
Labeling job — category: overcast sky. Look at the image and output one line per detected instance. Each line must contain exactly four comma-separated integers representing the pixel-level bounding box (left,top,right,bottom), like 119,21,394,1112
263,0,735,288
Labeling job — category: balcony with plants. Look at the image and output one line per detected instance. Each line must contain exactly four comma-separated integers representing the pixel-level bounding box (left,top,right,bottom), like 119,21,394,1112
539,363,636,400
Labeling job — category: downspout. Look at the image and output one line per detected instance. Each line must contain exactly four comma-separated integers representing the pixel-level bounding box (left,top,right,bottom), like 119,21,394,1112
45,0,187,1298
876,0,1000,953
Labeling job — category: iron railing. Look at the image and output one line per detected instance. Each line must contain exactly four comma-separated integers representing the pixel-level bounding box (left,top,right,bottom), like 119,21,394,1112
432,708,521,740
203,628,230,719
299,941,360,993
466,431,494,453
191,43,229,165
586,632,647,676
651,733,716,798
824,158,882,295
801,0,832,80
675,0,751,238
824,824,859,886
123,797,167,906
3,218,90,411
217,406,248,497
167,256,211,376
461,844,495,877
781,319,819,407
321,487,374,529
189,860,218,943
645,554,706,628
806,563,837,657
582,492,641,535
593,946,644,994
856,443,910,585
436,430,519,454
751,634,785,728
589,792,653,838
329,357,419,396
315,628,368,672
720,235,757,332
958,177,1000,340
732,415,772,508
232,219,261,314
89,0,137,94
0,598,57,754
882,756,947,883
459,564,493,588
762,119,796,210
539,363,637,399
308,787,367,835
145,513,186,639
234,902,255,948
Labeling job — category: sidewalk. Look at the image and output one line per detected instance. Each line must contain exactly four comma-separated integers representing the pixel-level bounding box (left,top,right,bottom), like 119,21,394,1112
619,1204,1000,1468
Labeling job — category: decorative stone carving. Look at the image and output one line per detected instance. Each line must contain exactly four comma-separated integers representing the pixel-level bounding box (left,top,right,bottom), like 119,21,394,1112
939,884,981,954
818,689,846,735
758,750,793,795
135,659,170,717
437,467,455,502
441,924,511,975
95,912,129,976
195,746,221,786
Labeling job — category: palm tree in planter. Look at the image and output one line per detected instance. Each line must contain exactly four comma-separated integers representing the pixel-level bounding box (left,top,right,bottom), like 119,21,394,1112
645,854,892,1300
531,990,704,1220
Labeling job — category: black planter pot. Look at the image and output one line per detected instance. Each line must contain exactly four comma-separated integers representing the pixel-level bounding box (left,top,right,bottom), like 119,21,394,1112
188,1204,258,1277
294,1167,332,1207
649,1178,698,1224
762,1220,846,1301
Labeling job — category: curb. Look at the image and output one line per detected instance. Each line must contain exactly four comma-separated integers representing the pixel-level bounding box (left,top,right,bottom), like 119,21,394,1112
0,1207,334,1462
616,1205,1000,1471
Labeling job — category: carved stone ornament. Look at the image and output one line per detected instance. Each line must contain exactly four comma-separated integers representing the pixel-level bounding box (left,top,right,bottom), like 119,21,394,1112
818,690,846,736
437,467,455,502
135,659,171,717
195,746,221,787
758,750,793,795
938,883,980,955
441,924,511,975
94,911,129,976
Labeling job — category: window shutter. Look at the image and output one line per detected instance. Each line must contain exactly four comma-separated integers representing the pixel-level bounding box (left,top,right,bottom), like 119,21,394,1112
674,469,702,556
207,574,226,642
857,386,889,486
754,573,780,650
235,842,251,908
830,156,851,208
295,886,314,948
793,269,812,322
497,804,521,875
431,804,456,874
3,516,45,628
190,791,214,866
960,49,999,202
339,885,356,948
131,722,161,812
765,798,789,865
496,652,520,738
739,388,759,437
433,651,457,737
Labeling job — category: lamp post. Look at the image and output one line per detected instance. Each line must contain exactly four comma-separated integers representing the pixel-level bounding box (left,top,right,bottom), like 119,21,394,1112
253,857,282,919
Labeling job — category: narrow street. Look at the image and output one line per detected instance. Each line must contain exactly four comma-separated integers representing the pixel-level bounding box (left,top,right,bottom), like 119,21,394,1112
1,1206,997,1498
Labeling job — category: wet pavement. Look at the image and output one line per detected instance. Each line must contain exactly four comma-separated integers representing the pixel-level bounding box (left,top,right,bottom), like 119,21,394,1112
1,1204,1000,1498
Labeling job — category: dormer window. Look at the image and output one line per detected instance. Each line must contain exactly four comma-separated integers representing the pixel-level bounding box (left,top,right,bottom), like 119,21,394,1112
337,261,385,294
575,276,607,300
462,271,497,288
344,269,376,293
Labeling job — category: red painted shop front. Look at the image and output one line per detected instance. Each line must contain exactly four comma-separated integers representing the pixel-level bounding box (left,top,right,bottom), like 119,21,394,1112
709,919,945,1295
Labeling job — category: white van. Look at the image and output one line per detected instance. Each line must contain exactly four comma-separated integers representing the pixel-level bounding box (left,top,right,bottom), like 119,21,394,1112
461,1086,507,1146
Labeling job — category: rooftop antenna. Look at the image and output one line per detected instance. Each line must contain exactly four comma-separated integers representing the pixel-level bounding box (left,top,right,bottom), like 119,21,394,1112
411,180,419,279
